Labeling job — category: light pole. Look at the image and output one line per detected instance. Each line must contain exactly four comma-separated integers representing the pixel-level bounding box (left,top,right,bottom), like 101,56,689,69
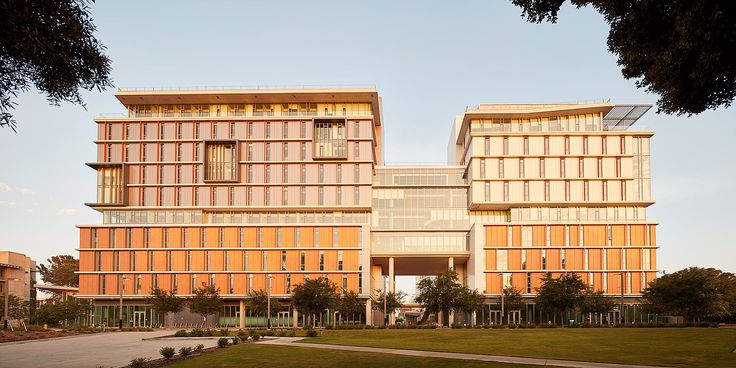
619,273,625,325
266,274,273,330
499,273,505,326
118,275,129,330
383,277,388,328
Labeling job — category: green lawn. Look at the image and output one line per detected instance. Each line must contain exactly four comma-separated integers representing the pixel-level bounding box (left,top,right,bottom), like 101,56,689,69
168,344,541,368
305,328,736,367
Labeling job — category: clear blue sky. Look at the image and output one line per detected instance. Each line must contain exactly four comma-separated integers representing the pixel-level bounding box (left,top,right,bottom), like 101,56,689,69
1,1,733,295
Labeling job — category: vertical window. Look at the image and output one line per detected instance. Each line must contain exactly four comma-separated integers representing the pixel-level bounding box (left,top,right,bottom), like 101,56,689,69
332,228,339,247
561,249,567,269
484,137,490,155
167,250,172,271
354,186,360,205
579,158,584,177
499,159,504,178
314,228,320,247
353,142,360,158
266,165,271,182
521,249,527,269
300,186,306,205
503,137,509,155
301,122,306,138
281,250,287,271
479,159,485,178
286,274,291,294
283,122,289,138
338,250,343,271
300,142,306,160
205,251,211,271
219,228,225,248
300,164,306,183
276,228,282,247
597,158,603,177
336,164,342,182
523,136,529,155
295,228,301,247
319,164,324,182
114,251,120,271
319,251,325,271
541,249,547,270
544,136,549,155
243,251,249,271
266,143,271,161
247,274,253,293
261,252,267,271
247,143,253,161
523,181,529,201
200,227,206,247
283,187,289,205
584,181,590,201
503,181,509,201
526,273,532,294
186,251,192,271
300,251,306,271
91,228,98,248
484,182,490,201
265,122,271,138
540,158,545,178
583,136,589,154
248,122,253,137
127,228,132,248
560,158,565,178
148,251,154,271
519,158,525,178
544,181,550,201
496,250,508,270
318,186,324,205
257,228,263,248
205,142,237,181
354,164,360,182
342,275,348,291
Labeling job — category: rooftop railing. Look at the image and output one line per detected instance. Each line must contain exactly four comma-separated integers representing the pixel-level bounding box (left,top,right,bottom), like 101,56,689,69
117,84,377,92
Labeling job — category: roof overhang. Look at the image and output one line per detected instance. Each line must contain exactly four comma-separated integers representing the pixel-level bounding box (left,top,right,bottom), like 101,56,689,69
114,87,383,126
602,104,652,130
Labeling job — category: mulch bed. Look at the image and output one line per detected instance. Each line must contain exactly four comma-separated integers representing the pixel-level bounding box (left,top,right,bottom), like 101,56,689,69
0,330,81,343
141,346,234,368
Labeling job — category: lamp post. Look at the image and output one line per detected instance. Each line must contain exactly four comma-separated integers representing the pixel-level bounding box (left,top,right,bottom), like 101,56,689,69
383,277,388,328
499,273,505,326
118,275,129,330
266,274,273,330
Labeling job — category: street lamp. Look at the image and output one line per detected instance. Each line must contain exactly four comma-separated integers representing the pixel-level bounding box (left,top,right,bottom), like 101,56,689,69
266,274,273,330
118,275,130,330
498,273,505,326
383,276,388,328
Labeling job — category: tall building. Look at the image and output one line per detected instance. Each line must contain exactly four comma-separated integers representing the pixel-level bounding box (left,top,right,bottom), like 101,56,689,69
0,251,37,310
78,89,656,326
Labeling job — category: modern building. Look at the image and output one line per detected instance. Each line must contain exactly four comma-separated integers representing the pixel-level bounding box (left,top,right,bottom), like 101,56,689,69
77,88,657,327
1,251,37,323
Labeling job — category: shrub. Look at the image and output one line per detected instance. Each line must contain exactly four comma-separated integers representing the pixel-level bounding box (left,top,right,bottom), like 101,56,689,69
251,333,261,341
173,330,187,337
237,330,248,339
217,337,230,348
193,344,204,353
203,329,213,337
231,336,241,345
159,347,175,360
178,346,192,357
191,328,204,337
306,329,319,337
129,357,149,368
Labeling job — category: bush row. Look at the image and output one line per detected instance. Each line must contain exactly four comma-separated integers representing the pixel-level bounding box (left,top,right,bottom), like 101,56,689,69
447,321,719,329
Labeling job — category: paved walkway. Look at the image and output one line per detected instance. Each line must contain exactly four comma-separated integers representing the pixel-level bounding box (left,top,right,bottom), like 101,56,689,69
261,337,670,368
0,330,218,368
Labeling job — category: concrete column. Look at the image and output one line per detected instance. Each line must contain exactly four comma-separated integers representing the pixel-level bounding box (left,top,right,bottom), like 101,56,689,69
471,311,477,327
448,257,454,271
293,309,299,329
449,311,454,326
388,257,395,293
365,299,372,326
388,257,395,325
239,300,246,329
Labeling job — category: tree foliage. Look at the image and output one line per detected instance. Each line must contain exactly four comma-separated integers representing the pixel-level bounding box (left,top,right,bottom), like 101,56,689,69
37,255,79,288
337,290,364,319
511,0,736,115
0,295,29,320
535,273,587,322
247,289,283,317
291,277,339,319
0,0,112,131
502,286,524,311
579,289,616,316
415,270,482,326
33,298,92,326
642,267,736,322
146,288,183,326
187,284,223,322
372,290,406,314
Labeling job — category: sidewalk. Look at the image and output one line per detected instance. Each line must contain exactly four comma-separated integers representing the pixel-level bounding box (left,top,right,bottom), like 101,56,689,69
261,337,670,368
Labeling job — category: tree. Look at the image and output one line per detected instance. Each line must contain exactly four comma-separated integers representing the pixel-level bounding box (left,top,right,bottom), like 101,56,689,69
535,273,587,325
0,0,113,131
37,255,79,288
372,289,406,325
247,289,283,318
415,270,465,326
187,284,223,326
291,277,339,327
511,0,736,115
146,288,183,327
0,295,29,320
579,289,615,324
642,267,736,322
33,298,92,326
503,286,524,312
337,290,364,323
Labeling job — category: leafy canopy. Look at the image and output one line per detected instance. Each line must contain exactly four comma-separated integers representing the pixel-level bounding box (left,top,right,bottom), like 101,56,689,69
38,255,79,287
415,270,482,325
187,284,223,320
535,273,587,318
642,267,736,321
247,289,283,316
512,0,736,115
0,0,112,131
337,290,364,318
291,277,339,317
146,288,184,316
372,290,407,314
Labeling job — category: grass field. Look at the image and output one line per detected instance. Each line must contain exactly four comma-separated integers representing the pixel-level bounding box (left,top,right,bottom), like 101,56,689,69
167,344,542,368
305,328,736,367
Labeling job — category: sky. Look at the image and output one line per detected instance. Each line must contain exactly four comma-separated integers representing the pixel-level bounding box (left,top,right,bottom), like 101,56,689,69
0,1,734,297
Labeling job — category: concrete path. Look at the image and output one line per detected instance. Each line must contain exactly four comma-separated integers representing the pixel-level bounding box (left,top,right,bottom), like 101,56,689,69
0,330,218,368
261,337,670,368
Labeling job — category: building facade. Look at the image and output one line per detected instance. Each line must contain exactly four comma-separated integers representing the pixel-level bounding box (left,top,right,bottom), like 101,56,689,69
77,89,657,327
1,251,37,323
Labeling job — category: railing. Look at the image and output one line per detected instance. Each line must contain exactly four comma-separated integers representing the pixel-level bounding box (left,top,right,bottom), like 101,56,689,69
117,84,377,92
97,110,374,119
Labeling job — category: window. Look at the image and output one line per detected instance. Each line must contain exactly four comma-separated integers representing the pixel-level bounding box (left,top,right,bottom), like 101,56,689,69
301,122,307,138
541,249,547,270
205,142,237,181
521,249,527,269
283,122,289,138
523,181,529,201
281,251,287,271
113,252,120,271
354,164,360,182
300,186,306,205
96,166,123,204
540,158,545,178
247,274,253,293
295,228,301,247
257,228,263,247
286,274,291,293
300,164,306,183
266,143,271,161
560,158,566,178
353,142,360,158
333,228,339,247
319,164,324,182
283,187,289,205
338,250,343,270
502,137,509,155
545,181,550,201
300,142,306,160
479,159,485,178
261,252,267,271
167,251,173,271
496,250,508,270
526,273,532,293
300,251,306,271
314,228,320,246
544,137,549,155
277,228,283,247
186,251,192,271
126,228,133,248
266,122,271,138
484,182,490,201
561,249,567,269
243,251,249,271
503,181,509,201
519,159,525,178
318,186,324,205
354,186,360,205
319,251,325,271
499,159,504,178
313,120,346,158
90,228,98,248
584,181,590,201
583,136,589,154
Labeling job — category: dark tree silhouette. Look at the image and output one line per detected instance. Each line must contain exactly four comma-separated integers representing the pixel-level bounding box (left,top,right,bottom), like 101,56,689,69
0,0,112,131
512,0,736,115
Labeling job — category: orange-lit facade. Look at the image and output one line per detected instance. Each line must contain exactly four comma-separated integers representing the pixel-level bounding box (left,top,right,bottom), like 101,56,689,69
78,90,657,327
